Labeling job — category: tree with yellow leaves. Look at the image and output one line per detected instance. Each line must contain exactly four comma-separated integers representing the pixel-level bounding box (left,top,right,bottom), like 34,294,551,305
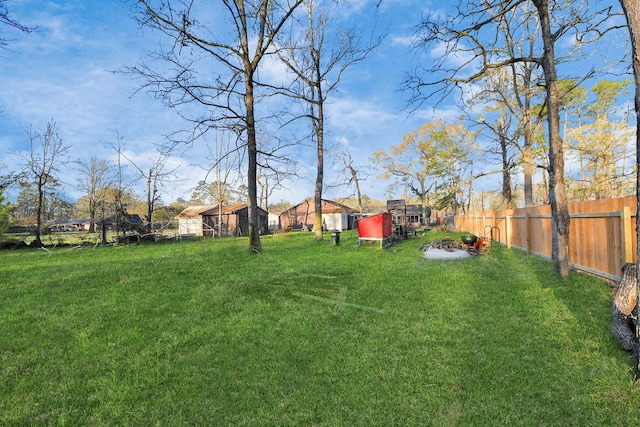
374,120,477,221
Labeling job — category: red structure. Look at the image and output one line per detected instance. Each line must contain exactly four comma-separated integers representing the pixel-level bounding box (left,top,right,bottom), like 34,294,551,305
357,213,393,248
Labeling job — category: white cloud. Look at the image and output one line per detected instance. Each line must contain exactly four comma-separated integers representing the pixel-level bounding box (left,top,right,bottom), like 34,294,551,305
3,0,539,208
257,52,295,88
390,34,417,47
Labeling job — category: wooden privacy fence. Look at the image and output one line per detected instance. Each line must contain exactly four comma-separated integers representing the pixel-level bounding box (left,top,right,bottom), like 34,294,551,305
454,196,637,281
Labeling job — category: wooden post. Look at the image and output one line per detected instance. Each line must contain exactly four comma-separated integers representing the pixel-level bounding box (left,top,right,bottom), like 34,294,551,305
492,214,497,241
621,207,634,264
525,213,531,255
478,213,487,237
505,214,511,249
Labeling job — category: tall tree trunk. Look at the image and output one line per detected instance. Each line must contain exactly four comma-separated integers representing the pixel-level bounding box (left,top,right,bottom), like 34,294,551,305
89,200,96,233
313,29,325,241
314,93,325,240
350,166,364,214
534,0,570,277
263,175,269,211
34,177,44,247
501,133,513,210
519,60,535,207
147,169,153,233
497,114,514,209
522,110,535,207
246,74,261,252
619,0,640,379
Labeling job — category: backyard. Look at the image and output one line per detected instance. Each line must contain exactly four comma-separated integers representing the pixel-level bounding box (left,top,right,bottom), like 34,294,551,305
1,231,639,426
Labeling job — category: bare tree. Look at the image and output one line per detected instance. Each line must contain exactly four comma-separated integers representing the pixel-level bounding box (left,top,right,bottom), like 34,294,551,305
465,7,546,208
20,121,70,247
477,115,519,210
110,129,128,237
121,148,178,233
331,146,374,214
194,131,238,237
495,4,545,208
0,0,36,50
276,0,382,240
0,161,24,190
253,134,294,211
531,0,571,277
75,157,115,233
470,68,526,210
257,164,290,211
406,0,623,277
130,0,304,252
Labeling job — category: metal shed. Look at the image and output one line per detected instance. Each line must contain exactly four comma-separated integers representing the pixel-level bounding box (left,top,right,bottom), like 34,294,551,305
175,203,269,237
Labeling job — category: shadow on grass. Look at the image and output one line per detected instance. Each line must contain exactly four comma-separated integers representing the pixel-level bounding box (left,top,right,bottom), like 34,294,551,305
454,244,640,424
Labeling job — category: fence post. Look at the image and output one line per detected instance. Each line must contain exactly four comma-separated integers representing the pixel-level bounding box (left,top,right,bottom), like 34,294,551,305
621,206,633,264
525,213,531,254
505,214,511,249
492,214,497,239
483,213,488,239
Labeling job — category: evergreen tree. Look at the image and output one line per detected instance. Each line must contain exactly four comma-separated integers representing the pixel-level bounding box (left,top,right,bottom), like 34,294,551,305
0,190,11,233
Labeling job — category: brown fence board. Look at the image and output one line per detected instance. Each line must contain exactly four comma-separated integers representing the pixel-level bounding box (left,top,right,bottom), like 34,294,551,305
454,196,637,281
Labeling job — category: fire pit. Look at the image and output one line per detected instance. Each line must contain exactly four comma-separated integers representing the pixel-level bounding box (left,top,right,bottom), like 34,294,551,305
440,237,456,250
420,238,471,259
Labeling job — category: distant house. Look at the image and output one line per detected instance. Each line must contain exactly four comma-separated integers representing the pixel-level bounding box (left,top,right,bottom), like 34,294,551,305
268,211,281,231
47,219,81,233
76,219,92,231
175,203,269,237
354,202,431,227
47,218,108,233
96,214,145,232
406,204,431,226
279,198,357,231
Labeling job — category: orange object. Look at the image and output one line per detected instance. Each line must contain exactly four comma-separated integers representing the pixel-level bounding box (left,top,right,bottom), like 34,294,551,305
462,236,489,252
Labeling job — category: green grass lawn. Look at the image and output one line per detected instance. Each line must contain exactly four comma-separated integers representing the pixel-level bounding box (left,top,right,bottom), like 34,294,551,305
1,231,639,426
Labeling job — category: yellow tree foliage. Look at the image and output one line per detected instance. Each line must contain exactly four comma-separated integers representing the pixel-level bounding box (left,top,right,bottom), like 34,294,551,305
374,119,477,212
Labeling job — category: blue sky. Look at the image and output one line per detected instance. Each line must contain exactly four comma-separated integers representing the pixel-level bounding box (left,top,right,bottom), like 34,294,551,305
1,0,450,206
0,0,633,207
